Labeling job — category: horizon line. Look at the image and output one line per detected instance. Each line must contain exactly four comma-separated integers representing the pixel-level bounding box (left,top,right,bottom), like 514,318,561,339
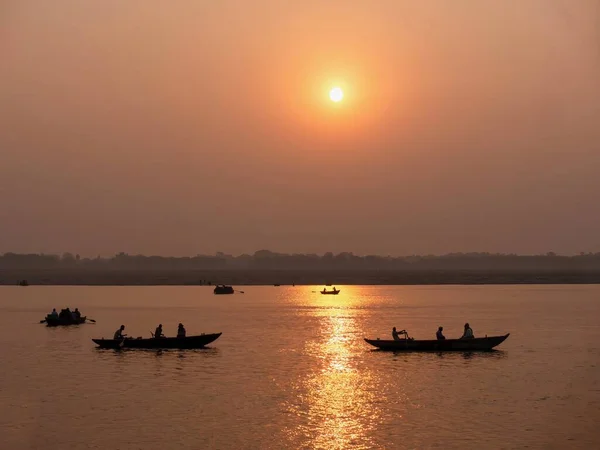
2,250,599,259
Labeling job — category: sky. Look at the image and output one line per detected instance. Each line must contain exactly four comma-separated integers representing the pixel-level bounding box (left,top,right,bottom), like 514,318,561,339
1,1,599,256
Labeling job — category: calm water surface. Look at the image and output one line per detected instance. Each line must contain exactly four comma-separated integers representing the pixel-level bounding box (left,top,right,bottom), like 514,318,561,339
1,285,599,449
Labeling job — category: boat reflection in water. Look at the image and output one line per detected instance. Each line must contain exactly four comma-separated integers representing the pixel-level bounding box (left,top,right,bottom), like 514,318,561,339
283,287,384,449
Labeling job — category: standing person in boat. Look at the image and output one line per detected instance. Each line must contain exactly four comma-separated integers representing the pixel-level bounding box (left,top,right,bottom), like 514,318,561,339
436,326,446,340
154,324,164,338
460,323,474,339
114,325,126,339
177,323,186,338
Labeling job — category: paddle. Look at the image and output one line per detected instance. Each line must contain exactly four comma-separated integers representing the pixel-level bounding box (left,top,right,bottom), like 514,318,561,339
86,318,96,323
235,290,245,294
39,319,46,324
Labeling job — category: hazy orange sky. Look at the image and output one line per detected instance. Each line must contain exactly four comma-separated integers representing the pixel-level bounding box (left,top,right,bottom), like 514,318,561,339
1,1,599,256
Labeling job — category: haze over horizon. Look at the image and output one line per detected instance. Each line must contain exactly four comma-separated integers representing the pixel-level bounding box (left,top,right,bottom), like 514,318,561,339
2,1,599,257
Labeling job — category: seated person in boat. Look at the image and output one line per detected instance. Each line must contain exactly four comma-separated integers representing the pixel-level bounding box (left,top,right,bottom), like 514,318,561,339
460,323,474,339
114,325,126,339
154,324,164,338
59,308,71,320
49,308,59,319
392,327,405,341
177,323,186,338
436,326,446,340
73,308,81,319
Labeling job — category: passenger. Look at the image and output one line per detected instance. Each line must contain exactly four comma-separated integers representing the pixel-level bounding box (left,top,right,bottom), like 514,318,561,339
154,324,164,338
73,308,81,319
461,323,474,339
114,325,126,340
436,326,446,340
392,327,403,341
49,308,58,319
177,323,186,338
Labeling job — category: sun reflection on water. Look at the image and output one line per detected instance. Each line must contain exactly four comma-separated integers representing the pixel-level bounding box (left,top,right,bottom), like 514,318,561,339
284,291,385,449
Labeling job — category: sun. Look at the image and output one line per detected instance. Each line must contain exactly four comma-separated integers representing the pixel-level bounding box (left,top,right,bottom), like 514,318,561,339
329,87,344,103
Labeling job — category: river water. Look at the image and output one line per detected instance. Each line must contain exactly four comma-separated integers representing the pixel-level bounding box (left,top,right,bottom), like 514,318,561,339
1,285,599,449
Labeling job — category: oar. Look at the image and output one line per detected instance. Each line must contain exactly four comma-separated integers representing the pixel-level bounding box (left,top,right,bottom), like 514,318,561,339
86,318,96,323
235,290,245,294
39,319,46,324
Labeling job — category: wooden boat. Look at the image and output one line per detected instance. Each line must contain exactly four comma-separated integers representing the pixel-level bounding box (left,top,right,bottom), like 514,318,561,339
213,285,234,295
92,332,222,349
364,333,510,352
19,280,29,286
45,316,87,327
320,288,340,295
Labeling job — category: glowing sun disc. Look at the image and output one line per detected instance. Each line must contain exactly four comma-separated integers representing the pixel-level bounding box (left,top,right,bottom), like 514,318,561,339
329,87,343,102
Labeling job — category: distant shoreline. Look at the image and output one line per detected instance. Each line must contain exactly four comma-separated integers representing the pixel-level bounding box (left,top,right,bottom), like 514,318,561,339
3,269,600,286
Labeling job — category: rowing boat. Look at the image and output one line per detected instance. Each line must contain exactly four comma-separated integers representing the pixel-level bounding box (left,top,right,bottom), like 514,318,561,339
92,332,222,349
321,289,340,295
214,285,234,295
45,316,87,327
364,333,509,351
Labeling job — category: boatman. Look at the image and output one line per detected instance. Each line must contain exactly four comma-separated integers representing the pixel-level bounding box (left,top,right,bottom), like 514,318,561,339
155,324,164,338
114,325,126,340
177,323,186,338
461,323,474,339
436,326,446,340
392,327,404,341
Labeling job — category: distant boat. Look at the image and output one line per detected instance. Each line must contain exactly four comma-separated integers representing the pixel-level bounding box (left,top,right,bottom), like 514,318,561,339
18,280,29,286
214,285,234,295
273,284,280,287
364,334,510,352
92,333,222,350
44,316,87,327
320,288,340,295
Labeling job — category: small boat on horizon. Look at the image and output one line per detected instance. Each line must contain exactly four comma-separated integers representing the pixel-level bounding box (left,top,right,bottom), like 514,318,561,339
321,288,340,295
364,333,510,352
92,333,222,350
213,285,234,295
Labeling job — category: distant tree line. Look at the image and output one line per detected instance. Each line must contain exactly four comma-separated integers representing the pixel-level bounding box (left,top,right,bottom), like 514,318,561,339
3,250,600,271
